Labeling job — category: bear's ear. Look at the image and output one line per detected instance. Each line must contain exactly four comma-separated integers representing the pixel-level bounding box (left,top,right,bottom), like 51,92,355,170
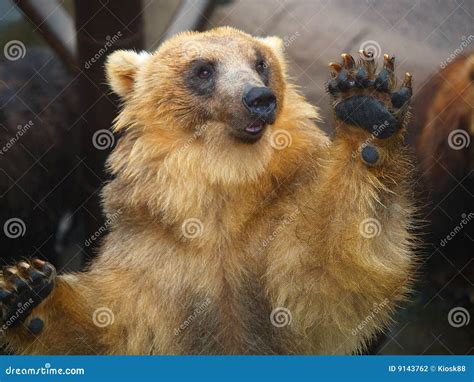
257,36,285,56
105,50,149,98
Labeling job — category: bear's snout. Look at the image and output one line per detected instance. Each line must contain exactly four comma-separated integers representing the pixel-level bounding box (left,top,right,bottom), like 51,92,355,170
242,86,277,125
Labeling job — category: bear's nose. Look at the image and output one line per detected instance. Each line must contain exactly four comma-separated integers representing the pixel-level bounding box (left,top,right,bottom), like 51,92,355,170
242,86,277,124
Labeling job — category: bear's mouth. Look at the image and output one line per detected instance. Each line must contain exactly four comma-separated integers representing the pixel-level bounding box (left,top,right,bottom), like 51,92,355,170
230,119,266,143
229,118,270,143
245,120,266,135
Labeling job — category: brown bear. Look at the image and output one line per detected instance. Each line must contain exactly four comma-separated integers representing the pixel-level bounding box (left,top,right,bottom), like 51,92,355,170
0,27,415,354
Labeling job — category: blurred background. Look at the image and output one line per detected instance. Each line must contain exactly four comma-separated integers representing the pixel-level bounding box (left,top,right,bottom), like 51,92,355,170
0,0,472,355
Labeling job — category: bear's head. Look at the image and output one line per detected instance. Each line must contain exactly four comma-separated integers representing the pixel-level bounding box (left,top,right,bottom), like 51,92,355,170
106,27,317,185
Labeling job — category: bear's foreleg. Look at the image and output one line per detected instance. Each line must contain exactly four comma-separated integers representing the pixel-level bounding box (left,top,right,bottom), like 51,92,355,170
0,260,105,354
265,52,415,354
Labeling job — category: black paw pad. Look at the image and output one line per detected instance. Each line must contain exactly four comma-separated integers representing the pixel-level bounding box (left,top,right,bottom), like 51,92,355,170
0,259,56,330
28,317,44,335
355,67,372,88
326,51,413,140
361,145,380,165
374,68,391,92
334,95,398,138
391,87,412,108
327,70,355,94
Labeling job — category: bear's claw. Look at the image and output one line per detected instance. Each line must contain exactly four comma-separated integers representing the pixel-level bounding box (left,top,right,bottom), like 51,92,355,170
0,259,55,330
326,50,412,139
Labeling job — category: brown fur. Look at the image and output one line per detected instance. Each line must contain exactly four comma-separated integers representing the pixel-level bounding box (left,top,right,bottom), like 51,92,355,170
2,27,415,354
407,54,473,296
410,54,474,193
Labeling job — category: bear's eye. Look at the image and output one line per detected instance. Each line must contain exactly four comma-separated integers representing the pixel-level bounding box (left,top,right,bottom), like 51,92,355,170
256,60,267,74
196,64,213,80
186,60,215,97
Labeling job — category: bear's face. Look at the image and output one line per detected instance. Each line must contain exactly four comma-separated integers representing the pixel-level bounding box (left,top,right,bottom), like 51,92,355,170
106,28,286,145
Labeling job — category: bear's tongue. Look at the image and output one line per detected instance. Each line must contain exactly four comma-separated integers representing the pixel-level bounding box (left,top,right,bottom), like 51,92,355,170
245,121,265,134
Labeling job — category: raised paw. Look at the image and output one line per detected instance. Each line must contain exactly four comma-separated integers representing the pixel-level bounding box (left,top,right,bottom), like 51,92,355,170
326,51,413,139
0,259,55,331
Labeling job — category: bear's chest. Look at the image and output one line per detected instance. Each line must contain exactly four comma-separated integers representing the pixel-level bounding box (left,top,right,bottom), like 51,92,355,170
174,271,286,354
